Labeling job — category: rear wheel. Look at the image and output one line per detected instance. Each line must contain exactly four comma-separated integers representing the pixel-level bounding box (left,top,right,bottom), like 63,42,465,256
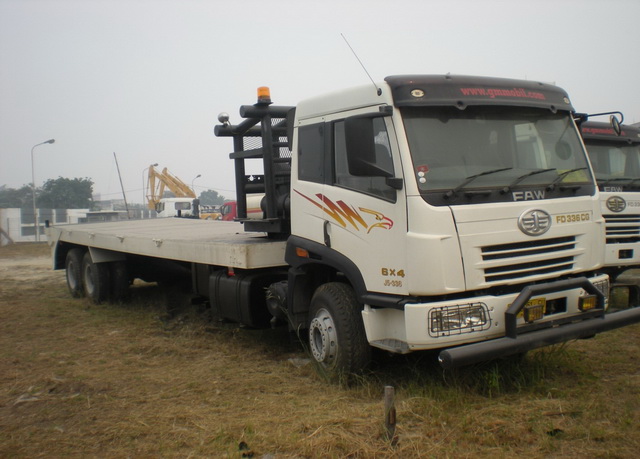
308,282,371,379
82,251,110,304
65,248,85,298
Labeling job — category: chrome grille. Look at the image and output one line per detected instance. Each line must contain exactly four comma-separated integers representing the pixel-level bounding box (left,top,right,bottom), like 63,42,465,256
604,214,640,244
481,236,576,282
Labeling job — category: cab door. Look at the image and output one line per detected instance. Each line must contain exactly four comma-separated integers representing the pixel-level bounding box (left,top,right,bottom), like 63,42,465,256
321,111,408,296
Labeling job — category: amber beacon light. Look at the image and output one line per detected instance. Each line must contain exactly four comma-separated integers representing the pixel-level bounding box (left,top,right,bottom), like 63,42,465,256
257,86,272,104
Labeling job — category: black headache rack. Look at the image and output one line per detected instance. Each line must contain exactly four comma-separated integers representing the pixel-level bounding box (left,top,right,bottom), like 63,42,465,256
438,277,640,369
214,91,295,236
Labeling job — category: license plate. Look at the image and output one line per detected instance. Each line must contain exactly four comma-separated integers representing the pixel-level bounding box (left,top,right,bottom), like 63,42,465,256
517,298,546,323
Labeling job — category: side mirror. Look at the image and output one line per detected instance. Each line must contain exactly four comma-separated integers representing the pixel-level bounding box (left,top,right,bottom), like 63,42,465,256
610,115,622,136
577,111,625,133
555,140,573,161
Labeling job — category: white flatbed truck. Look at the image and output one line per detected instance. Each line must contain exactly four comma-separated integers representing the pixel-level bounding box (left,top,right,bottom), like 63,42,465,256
47,76,640,376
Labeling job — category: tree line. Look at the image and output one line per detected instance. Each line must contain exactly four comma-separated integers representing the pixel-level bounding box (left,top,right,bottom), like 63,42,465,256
1,177,228,209
0,177,94,209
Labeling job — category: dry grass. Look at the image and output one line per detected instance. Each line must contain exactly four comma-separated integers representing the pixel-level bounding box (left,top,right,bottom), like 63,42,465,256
1,243,639,458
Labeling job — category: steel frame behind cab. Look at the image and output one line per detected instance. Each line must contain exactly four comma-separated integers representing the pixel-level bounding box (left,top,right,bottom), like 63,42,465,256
214,92,295,236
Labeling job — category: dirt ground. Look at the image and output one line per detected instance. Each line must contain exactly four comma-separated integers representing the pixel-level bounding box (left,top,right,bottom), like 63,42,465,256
1,243,640,458
0,253,58,281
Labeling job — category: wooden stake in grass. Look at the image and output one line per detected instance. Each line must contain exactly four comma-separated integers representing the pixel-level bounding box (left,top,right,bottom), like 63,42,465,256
384,385,396,441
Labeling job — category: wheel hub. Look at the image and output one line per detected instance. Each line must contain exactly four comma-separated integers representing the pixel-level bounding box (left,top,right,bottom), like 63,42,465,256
84,264,95,294
309,308,337,365
67,260,79,289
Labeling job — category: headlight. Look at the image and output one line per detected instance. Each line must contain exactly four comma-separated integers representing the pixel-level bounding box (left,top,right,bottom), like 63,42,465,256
429,303,491,337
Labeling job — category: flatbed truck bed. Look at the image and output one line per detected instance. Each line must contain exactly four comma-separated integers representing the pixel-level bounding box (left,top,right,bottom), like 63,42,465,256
47,218,287,270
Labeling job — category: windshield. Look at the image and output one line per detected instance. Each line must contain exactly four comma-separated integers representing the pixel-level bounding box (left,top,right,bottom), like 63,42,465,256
585,141,640,189
402,106,594,204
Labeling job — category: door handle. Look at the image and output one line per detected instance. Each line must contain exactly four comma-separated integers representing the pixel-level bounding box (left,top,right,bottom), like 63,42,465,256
323,220,331,247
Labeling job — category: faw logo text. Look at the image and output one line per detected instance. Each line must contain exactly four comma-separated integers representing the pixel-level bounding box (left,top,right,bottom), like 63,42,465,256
603,187,623,192
513,190,545,201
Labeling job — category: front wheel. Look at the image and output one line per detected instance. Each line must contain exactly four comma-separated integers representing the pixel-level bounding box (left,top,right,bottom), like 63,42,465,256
308,282,371,378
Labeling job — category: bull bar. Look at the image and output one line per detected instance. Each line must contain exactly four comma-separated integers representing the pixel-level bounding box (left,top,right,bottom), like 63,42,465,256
438,277,640,369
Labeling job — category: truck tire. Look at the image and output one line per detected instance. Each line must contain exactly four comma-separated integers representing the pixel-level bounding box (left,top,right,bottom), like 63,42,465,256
308,282,371,378
65,248,85,298
82,251,110,304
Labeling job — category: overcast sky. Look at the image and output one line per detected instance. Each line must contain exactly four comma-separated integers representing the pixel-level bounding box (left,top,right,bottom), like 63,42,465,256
1,0,639,204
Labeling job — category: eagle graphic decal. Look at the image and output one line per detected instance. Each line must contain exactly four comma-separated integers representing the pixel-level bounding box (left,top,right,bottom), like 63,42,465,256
294,190,393,234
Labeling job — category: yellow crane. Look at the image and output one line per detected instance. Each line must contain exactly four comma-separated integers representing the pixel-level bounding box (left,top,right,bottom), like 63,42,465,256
146,165,196,210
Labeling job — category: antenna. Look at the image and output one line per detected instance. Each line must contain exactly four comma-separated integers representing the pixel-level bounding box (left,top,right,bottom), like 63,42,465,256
341,33,382,96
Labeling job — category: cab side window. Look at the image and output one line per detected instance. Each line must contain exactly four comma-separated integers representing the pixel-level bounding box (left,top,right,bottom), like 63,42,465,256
334,118,396,201
298,123,325,184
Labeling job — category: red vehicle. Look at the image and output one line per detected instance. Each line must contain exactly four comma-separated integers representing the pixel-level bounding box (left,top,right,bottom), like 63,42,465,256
219,197,263,221
219,201,236,221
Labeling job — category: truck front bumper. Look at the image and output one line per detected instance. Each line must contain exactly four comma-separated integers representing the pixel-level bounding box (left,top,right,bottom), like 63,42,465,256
363,274,637,366
438,305,640,368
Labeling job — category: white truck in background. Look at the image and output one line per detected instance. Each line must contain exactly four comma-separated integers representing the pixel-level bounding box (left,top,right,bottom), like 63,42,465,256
155,197,198,218
580,120,640,280
46,76,640,376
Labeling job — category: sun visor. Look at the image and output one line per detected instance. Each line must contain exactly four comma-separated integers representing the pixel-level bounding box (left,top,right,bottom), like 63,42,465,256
385,74,574,112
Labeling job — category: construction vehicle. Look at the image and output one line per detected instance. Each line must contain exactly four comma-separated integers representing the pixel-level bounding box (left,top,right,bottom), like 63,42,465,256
580,120,640,280
47,76,640,376
146,165,199,218
199,205,221,220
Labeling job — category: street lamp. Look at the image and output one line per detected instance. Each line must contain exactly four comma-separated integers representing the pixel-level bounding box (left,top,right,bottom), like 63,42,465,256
31,139,55,242
142,163,159,207
191,174,201,194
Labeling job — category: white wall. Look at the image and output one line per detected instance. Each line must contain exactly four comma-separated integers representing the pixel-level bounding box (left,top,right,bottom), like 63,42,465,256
0,208,89,245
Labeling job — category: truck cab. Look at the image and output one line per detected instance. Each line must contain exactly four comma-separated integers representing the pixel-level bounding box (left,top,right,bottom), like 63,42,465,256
216,76,631,372
290,76,607,358
581,121,640,279
155,197,198,218
219,201,236,221
219,196,264,221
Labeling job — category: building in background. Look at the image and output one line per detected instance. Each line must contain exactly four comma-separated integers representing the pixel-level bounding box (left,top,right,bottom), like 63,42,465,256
0,206,156,245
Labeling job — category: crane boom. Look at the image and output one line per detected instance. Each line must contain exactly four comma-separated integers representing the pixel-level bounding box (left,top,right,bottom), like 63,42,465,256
146,165,196,210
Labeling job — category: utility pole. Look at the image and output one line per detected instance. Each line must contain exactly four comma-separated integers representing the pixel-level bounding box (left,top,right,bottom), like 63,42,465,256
113,152,130,219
